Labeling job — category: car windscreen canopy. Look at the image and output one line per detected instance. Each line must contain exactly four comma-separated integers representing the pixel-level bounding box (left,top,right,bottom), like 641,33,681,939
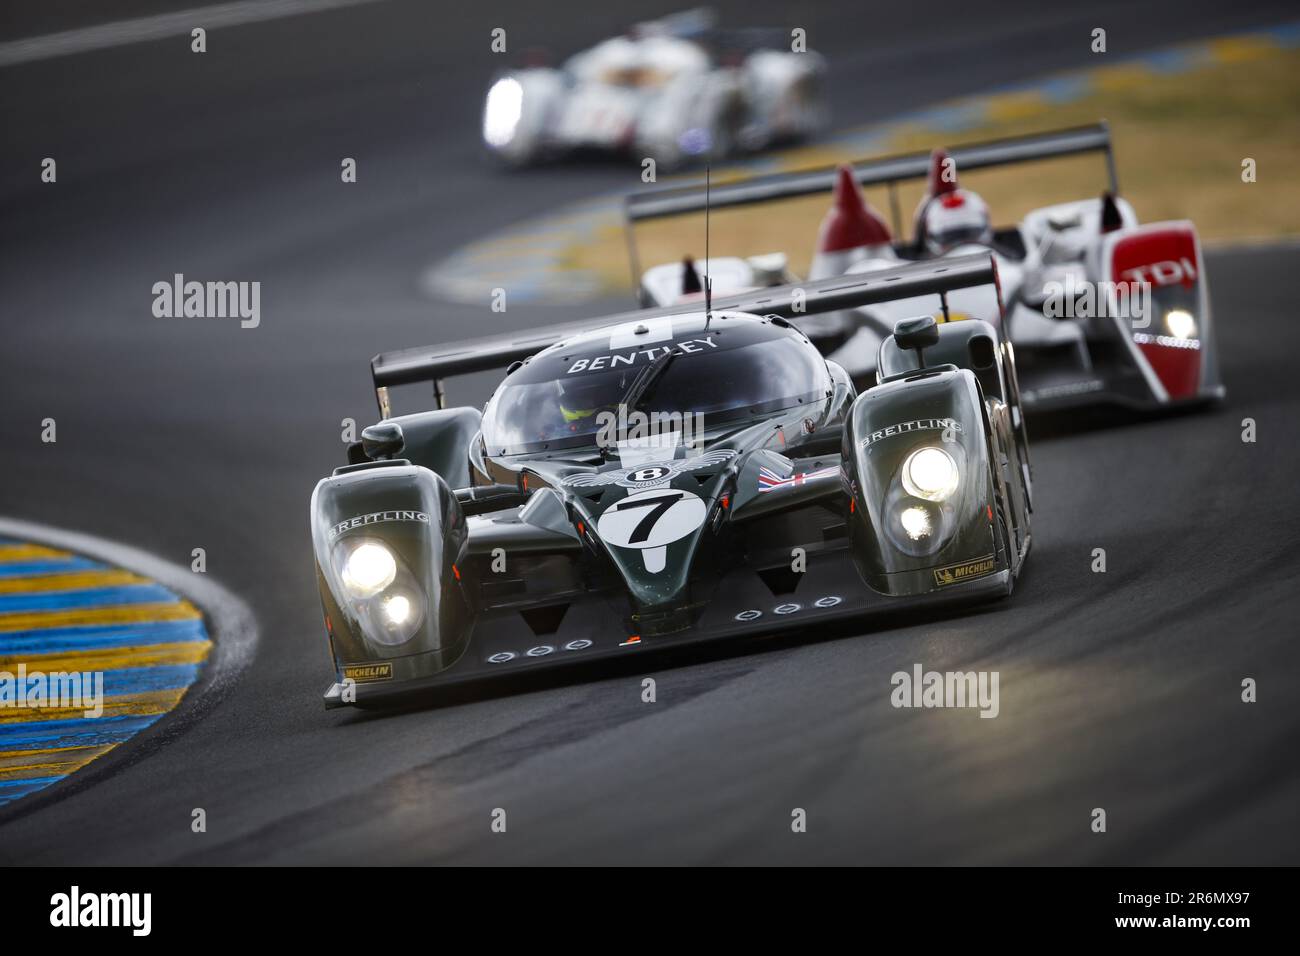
481,325,831,456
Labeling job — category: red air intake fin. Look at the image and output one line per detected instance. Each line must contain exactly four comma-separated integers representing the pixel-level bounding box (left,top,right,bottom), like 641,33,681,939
814,164,892,254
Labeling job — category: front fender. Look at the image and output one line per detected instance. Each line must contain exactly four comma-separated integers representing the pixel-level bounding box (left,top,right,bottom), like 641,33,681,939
310,461,473,683
1102,220,1221,402
843,367,999,596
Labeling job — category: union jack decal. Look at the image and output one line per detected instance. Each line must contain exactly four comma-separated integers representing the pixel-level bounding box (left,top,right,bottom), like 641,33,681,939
757,465,839,493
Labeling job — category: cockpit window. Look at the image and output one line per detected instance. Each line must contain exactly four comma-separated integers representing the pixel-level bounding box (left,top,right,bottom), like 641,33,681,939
482,333,830,455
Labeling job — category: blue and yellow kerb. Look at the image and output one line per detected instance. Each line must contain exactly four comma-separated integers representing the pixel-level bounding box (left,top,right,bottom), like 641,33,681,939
0,537,211,807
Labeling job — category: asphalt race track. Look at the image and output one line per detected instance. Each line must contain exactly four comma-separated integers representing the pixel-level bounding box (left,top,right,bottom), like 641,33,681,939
1,0,1297,864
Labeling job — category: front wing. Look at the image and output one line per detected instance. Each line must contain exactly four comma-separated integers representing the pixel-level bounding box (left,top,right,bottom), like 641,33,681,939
323,545,1010,707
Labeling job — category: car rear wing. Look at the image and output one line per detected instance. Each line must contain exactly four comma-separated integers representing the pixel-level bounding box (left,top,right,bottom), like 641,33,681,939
622,122,1117,284
370,253,999,416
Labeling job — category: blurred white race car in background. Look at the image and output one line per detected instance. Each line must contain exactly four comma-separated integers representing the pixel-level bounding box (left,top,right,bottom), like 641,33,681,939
482,8,827,168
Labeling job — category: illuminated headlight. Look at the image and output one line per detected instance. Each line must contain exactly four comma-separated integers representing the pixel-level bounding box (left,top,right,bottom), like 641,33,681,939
372,590,423,644
331,538,425,647
1164,308,1197,340
382,594,412,625
341,542,397,598
899,506,933,540
483,78,524,148
902,446,959,502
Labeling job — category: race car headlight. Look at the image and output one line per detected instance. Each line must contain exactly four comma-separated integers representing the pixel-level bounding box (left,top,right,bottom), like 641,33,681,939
332,538,425,646
483,77,524,148
368,589,424,645
899,505,933,540
383,593,413,626
340,542,397,598
1164,308,1197,340
902,446,959,502
883,498,947,558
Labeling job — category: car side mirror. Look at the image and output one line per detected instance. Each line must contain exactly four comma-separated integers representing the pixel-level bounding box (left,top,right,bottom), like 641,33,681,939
893,315,940,355
361,422,405,461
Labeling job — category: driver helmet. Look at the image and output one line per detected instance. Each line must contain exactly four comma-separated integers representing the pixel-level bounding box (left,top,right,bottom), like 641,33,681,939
921,189,992,255
557,376,618,430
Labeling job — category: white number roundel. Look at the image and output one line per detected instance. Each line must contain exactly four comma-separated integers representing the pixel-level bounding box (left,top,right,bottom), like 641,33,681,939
596,488,706,550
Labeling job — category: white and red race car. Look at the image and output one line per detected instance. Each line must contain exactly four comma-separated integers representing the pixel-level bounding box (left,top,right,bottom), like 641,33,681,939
627,124,1224,413
482,8,826,169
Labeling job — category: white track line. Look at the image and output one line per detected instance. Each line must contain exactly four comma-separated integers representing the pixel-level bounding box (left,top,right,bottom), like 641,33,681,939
0,0,389,68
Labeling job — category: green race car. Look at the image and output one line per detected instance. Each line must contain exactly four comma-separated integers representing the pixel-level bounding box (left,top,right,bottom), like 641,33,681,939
310,255,1032,707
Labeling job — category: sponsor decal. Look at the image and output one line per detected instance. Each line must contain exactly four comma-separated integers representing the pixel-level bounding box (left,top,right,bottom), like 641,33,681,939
932,554,996,587
329,510,429,539
1110,228,1200,295
343,662,393,682
862,418,961,448
1120,256,1197,288
566,337,718,374
757,464,838,493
